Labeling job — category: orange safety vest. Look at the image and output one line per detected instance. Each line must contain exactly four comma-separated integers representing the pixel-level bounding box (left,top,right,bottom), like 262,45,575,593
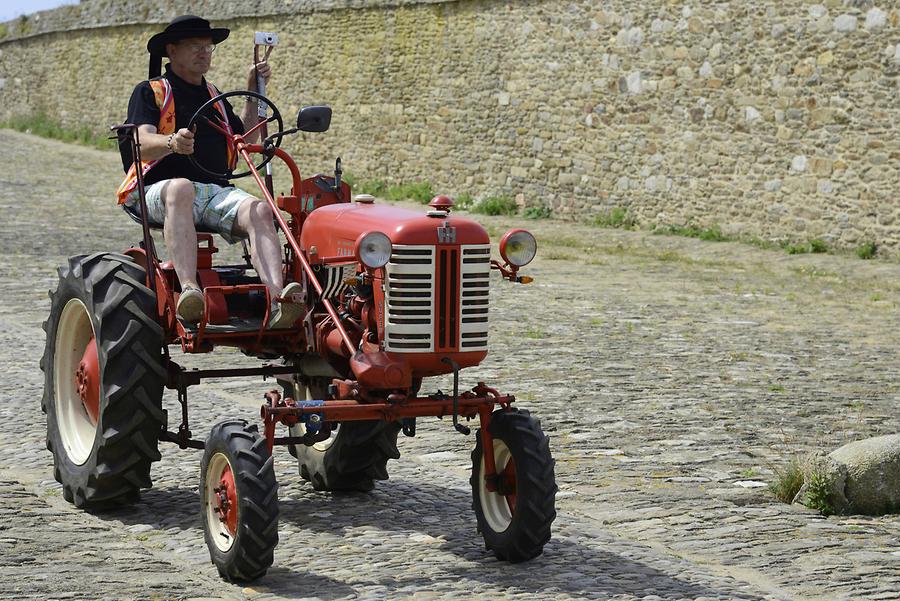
116,78,237,204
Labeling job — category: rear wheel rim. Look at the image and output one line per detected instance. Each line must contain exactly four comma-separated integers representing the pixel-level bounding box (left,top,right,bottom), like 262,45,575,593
54,298,98,465
479,439,516,532
207,453,238,552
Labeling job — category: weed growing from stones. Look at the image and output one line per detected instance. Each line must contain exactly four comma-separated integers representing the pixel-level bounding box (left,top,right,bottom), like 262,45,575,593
856,242,877,260
769,458,804,503
803,470,836,516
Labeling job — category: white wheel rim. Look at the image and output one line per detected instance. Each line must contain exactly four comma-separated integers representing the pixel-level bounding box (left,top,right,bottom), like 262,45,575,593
205,453,236,552
53,298,98,465
479,439,515,533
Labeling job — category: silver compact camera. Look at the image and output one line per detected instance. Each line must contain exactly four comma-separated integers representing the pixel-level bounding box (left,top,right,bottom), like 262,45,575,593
254,32,278,46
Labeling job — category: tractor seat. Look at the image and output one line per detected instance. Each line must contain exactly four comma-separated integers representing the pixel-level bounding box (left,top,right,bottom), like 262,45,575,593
122,200,219,234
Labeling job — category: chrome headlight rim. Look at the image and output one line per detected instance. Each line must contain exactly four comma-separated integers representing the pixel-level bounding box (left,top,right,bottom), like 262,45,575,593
355,231,392,269
499,229,537,267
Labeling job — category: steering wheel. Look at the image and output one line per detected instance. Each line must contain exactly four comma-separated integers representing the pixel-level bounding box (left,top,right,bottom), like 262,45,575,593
186,90,284,180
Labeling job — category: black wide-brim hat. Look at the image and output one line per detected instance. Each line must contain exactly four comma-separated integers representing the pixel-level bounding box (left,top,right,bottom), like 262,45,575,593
147,15,230,57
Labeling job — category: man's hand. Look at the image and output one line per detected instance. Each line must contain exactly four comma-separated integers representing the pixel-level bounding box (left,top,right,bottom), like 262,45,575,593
170,127,194,155
247,60,271,92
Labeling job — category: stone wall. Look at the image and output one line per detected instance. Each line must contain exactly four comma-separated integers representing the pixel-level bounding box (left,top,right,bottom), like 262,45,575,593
1,0,898,251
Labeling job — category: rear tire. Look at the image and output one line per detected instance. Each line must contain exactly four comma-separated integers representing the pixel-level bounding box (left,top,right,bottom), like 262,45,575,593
287,378,401,492
201,419,279,582
41,252,165,508
471,409,557,562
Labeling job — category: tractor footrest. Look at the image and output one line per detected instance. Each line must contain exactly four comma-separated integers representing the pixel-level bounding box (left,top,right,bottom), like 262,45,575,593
180,316,268,333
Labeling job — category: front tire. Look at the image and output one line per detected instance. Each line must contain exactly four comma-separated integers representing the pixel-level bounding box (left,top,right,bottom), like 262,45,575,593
286,378,401,492
41,252,165,508
471,409,557,562
201,420,279,582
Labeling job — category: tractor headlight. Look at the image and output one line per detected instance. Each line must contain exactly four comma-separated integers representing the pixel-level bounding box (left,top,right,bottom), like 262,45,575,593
500,229,537,267
355,231,392,269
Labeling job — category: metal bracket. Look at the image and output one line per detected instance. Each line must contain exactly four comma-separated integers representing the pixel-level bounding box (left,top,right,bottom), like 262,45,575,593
441,357,470,435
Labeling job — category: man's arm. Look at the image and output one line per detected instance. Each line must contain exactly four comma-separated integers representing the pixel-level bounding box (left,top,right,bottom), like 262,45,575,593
125,82,193,162
137,124,195,161
239,60,272,142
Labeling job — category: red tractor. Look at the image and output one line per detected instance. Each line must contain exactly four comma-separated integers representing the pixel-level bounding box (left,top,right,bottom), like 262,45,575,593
40,88,556,581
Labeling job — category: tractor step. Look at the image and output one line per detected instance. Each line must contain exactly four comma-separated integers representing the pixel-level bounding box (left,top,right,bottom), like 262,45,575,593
180,316,269,333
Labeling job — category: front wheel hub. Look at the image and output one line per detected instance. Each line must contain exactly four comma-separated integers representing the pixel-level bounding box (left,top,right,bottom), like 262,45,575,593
207,454,238,551
75,337,100,424
480,440,517,532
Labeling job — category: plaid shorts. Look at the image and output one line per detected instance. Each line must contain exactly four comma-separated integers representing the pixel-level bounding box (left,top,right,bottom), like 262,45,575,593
125,180,254,244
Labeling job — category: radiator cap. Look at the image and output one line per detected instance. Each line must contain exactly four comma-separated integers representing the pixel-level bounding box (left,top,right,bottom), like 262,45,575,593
354,194,375,204
428,195,454,212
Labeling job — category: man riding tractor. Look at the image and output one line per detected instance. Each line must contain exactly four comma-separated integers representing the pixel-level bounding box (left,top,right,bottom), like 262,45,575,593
117,15,302,328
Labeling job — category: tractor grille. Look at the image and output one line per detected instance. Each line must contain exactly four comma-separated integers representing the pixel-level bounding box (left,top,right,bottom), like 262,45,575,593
384,244,490,353
384,246,433,351
458,245,490,350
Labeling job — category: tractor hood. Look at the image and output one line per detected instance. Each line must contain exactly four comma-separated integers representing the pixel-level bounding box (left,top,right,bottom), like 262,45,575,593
300,202,490,257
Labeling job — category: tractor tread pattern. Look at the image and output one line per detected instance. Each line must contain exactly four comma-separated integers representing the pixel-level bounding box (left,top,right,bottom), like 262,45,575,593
283,377,401,493
201,420,279,582
470,409,557,562
300,420,402,492
41,253,164,509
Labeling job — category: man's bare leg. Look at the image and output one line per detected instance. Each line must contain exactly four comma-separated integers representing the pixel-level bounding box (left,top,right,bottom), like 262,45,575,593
233,198,284,297
162,178,200,290
233,198,305,328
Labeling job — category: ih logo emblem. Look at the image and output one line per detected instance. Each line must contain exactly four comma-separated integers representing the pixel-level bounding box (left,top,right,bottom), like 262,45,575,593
437,221,456,244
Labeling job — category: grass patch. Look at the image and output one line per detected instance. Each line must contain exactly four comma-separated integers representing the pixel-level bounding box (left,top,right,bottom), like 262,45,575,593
3,112,115,150
523,327,544,339
470,195,518,216
809,238,829,253
785,238,829,255
523,205,553,219
356,179,387,196
769,384,786,393
658,224,727,242
343,177,433,202
789,265,840,279
454,192,475,210
386,181,434,203
856,241,877,260
769,458,804,503
593,206,634,228
744,236,783,251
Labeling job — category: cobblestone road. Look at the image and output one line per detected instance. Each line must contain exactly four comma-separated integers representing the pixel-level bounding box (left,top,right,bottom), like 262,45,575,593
1,130,898,600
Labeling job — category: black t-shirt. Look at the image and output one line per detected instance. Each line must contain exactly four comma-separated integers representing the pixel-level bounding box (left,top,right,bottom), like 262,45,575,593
120,65,244,187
